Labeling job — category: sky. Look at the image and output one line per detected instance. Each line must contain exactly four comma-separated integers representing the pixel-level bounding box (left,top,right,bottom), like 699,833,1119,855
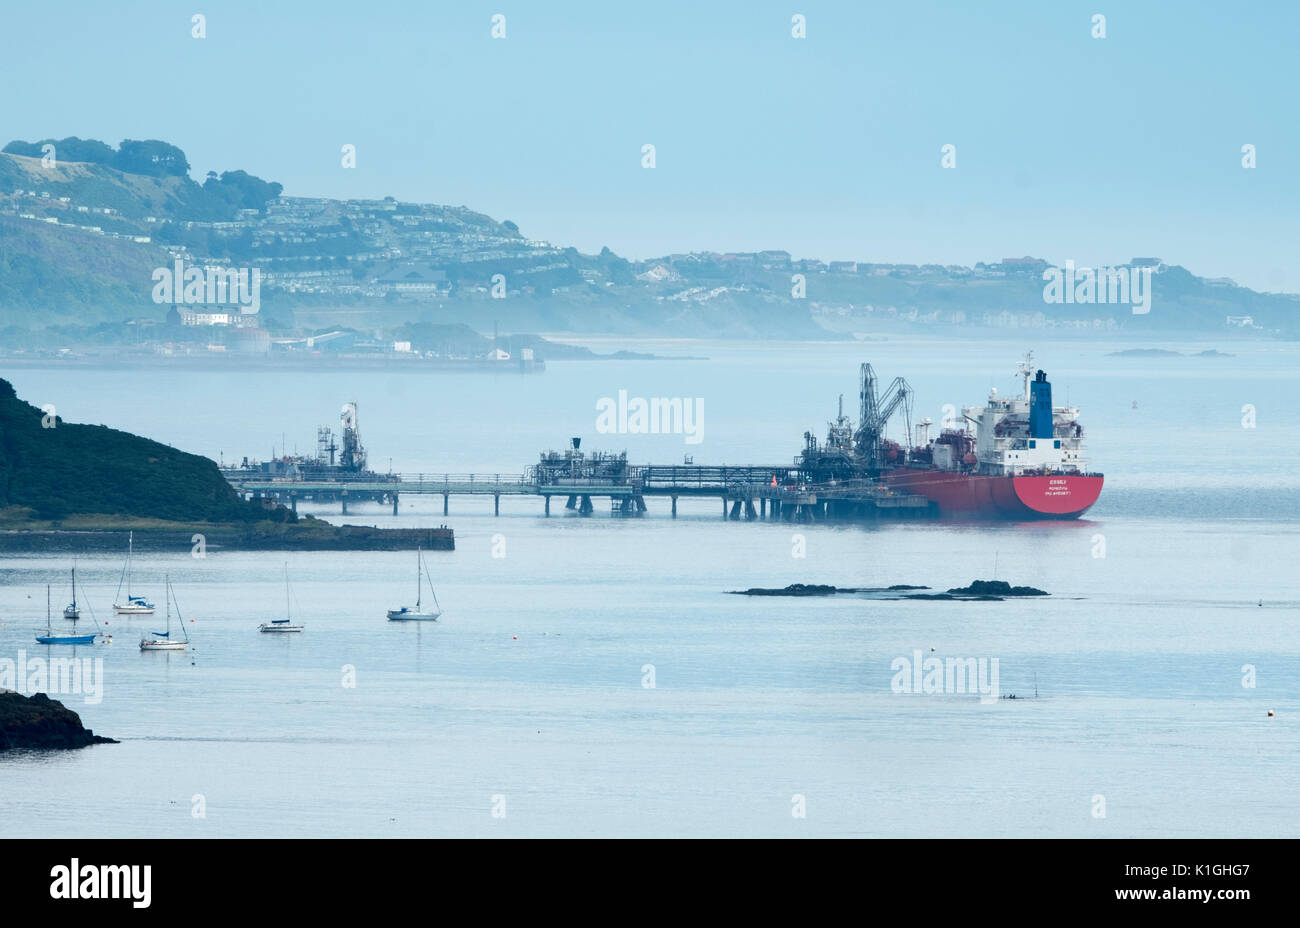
2,0,1298,292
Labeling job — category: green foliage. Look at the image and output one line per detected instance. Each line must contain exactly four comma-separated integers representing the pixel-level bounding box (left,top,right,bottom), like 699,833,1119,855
3,138,282,221
200,170,284,212
597,246,636,285
2,136,116,164
0,379,293,524
111,139,190,177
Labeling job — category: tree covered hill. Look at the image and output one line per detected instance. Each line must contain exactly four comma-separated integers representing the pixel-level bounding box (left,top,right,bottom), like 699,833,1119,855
1,137,282,221
0,377,287,523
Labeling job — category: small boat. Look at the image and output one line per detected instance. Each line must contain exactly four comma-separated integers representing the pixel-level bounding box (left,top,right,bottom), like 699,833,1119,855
63,564,80,620
113,531,155,615
36,585,98,645
140,576,190,651
259,564,304,633
387,546,441,621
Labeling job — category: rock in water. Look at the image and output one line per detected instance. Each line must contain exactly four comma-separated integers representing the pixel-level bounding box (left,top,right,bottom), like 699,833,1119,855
945,580,1048,597
0,691,117,752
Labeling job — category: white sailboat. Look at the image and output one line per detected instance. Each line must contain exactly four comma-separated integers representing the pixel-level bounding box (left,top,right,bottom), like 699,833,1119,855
112,531,155,615
387,546,441,621
259,564,304,633
140,576,190,651
63,564,81,620
37,584,98,645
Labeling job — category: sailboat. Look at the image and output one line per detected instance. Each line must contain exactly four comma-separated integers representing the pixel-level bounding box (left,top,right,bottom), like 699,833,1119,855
37,585,98,645
140,576,190,651
113,531,155,615
259,564,304,633
63,564,80,620
387,546,441,621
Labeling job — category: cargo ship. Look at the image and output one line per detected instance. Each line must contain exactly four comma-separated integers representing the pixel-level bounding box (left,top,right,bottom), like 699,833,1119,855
883,356,1103,519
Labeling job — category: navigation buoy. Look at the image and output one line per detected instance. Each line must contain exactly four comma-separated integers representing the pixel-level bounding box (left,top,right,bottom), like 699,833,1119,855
513,635,517,640
1268,709,1275,718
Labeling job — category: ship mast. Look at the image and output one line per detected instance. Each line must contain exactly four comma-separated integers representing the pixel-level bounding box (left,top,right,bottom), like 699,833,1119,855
1018,351,1035,402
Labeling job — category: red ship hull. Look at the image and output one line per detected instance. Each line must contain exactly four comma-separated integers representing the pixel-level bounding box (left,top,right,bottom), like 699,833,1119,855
885,469,1104,519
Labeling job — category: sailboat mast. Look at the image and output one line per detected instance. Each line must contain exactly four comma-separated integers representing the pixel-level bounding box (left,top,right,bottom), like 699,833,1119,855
71,565,77,608
416,546,422,610
425,552,441,614
47,584,51,634
284,563,291,619
126,531,133,596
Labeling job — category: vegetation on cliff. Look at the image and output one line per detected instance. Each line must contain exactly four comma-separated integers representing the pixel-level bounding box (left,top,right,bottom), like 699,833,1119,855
0,377,292,523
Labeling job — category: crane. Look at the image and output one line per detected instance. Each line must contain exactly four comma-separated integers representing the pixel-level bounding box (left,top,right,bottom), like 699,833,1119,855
855,363,913,472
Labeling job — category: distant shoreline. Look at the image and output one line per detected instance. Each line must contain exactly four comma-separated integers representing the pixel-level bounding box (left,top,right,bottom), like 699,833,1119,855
0,354,704,371
0,523,454,552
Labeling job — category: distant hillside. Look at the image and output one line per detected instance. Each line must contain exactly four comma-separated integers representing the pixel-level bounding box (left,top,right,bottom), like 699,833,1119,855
0,137,282,221
0,377,286,523
3,136,1299,339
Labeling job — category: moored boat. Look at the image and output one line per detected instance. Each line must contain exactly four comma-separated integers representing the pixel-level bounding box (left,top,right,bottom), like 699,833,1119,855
63,565,81,620
112,531,155,615
259,564,305,633
883,354,1103,519
386,546,441,622
140,577,190,651
36,585,98,645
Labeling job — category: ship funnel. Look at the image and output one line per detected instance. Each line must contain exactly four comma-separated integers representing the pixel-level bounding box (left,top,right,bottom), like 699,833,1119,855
1029,370,1053,439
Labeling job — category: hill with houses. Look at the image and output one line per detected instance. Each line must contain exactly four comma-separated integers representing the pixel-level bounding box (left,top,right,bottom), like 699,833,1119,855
2,136,1297,342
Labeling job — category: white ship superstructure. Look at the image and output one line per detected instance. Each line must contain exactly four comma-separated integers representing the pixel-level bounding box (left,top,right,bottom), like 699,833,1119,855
959,354,1089,477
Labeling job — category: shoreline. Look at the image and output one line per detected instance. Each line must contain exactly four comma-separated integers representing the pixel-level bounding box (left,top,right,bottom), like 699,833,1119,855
0,523,454,552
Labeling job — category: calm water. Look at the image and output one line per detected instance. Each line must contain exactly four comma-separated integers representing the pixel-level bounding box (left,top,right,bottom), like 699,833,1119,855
2,335,1298,837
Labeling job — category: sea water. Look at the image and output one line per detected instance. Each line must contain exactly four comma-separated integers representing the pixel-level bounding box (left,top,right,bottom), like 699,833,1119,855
1,335,1297,837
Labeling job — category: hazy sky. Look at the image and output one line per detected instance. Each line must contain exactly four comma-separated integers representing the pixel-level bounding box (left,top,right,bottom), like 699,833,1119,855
3,1,1297,291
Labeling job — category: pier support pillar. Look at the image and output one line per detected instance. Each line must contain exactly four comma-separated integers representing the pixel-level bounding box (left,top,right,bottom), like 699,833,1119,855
760,498,766,519
729,500,742,520
566,495,577,510
744,499,757,521
290,494,298,514
443,493,449,516
722,497,728,518
494,494,500,516
341,492,348,515
544,495,551,516
635,496,646,513
392,493,399,516
671,496,678,517
579,495,593,515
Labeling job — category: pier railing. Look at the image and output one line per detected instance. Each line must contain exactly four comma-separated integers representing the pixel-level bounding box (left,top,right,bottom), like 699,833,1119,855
221,469,533,489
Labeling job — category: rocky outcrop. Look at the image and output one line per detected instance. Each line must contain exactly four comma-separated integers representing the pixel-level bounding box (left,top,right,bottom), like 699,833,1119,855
0,691,116,752
729,583,931,596
944,580,1048,597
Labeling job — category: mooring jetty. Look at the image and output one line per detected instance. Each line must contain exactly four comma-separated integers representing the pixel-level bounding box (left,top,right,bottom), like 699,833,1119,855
223,438,933,521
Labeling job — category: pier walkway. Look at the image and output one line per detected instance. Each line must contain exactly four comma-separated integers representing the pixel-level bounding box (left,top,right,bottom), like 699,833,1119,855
220,465,934,520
